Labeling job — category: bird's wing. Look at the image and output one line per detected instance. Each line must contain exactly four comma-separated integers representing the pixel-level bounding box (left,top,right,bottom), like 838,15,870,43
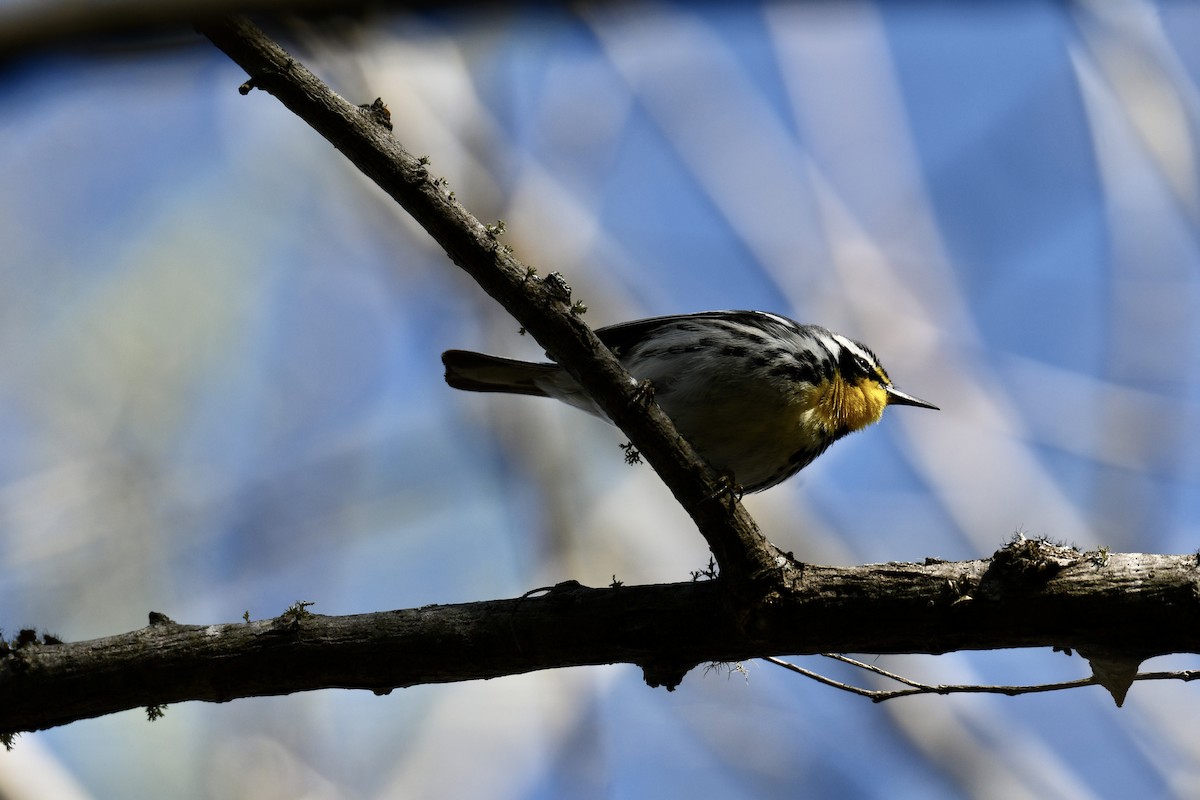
591,310,766,355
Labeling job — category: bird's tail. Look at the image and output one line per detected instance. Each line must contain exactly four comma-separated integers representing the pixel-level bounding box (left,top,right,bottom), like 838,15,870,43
441,350,559,396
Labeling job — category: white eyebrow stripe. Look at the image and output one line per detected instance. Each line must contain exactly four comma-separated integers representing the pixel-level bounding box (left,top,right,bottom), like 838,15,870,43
830,332,874,365
808,330,841,357
759,312,799,331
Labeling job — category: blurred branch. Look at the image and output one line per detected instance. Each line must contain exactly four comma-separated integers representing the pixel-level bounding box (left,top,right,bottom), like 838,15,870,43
0,0,464,62
0,0,312,61
194,15,781,589
5,542,1200,735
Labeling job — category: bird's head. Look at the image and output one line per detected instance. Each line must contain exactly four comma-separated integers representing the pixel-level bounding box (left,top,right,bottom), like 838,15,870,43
812,333,938,434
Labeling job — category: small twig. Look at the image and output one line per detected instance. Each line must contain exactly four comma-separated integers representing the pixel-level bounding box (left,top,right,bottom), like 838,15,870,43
765,655,1099,701
871,677,1098,702
1128,669,1200,683
765,655,1200,702
818,653,928,688
763,656,882,698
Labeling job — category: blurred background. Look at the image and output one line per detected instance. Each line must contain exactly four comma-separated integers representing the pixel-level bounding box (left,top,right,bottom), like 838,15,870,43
2,1,1200,797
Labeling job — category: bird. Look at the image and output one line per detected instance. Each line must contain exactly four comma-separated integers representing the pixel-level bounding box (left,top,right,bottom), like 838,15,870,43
442,310,937,492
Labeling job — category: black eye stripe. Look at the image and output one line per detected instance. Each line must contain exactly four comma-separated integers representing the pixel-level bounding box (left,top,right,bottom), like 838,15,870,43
838,347,867,375
835,346,890,385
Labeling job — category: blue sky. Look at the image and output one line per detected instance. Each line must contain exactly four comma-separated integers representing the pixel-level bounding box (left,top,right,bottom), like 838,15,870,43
2,2,1200,797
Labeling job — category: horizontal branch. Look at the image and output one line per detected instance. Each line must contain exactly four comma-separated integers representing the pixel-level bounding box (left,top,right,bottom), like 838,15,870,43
5,542,1199,734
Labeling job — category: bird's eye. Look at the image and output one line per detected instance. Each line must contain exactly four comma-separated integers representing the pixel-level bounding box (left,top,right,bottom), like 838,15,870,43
854,355,872,373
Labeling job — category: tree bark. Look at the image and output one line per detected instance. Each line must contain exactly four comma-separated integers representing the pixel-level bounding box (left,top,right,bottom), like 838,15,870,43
3,542,1198,734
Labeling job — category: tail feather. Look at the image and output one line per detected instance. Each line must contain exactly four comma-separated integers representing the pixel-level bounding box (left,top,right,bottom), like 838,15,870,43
441,350,558,396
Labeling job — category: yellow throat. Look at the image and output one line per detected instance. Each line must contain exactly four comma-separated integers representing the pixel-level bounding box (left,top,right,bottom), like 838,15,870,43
812,373,890,434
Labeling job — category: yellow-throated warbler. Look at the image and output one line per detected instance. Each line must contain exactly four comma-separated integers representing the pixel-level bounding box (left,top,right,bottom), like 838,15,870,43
442,310,937,492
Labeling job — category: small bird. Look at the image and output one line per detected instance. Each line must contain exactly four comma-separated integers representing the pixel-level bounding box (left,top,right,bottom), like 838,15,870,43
442,310,937,492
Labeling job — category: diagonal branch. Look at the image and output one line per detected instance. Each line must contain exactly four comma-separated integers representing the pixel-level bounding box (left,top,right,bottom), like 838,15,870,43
195,15,782,591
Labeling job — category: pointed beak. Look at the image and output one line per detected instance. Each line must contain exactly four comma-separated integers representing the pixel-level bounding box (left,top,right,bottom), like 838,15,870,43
885,385,939,411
